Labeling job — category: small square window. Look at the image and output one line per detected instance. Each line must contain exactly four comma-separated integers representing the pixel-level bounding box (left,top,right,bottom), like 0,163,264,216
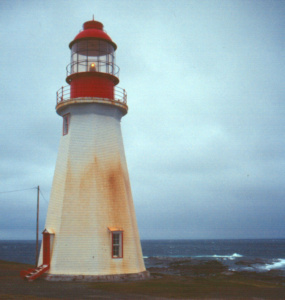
63,114,70,136
112,232,123,258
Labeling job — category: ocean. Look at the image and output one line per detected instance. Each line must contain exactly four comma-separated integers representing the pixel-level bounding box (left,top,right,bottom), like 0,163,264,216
1,239,284,275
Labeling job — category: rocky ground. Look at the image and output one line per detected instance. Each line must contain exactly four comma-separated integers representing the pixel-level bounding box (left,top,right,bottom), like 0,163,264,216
0,258,284,299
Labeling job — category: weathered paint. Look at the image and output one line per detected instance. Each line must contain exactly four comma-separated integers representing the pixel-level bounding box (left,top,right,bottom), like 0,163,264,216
38,102,147,278
56,97,128,117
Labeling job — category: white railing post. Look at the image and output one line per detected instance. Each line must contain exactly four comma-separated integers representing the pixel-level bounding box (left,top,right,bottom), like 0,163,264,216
61,86,64,102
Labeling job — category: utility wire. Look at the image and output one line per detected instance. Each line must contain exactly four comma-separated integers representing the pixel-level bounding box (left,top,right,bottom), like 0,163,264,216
0,186,49,205
0,186,37,194
39,189,49,205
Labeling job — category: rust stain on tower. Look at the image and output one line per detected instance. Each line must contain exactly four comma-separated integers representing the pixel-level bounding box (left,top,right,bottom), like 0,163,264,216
107,162,125,201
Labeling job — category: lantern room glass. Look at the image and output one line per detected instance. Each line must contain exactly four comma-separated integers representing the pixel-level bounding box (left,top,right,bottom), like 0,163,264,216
70,40,115,76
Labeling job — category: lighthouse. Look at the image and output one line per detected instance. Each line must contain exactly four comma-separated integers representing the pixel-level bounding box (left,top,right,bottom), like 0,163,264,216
35,19,148,281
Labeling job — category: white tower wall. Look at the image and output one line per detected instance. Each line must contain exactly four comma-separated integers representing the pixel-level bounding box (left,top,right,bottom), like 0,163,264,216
39,102,146,278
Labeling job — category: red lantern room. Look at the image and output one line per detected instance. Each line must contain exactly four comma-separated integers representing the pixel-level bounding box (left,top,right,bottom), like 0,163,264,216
66,19,119,100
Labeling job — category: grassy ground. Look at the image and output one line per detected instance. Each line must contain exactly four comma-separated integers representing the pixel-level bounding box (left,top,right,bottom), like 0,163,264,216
89,273,285,299
0,259,284,299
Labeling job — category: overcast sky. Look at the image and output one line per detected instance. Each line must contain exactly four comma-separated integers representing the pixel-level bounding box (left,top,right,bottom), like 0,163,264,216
0,0,284,240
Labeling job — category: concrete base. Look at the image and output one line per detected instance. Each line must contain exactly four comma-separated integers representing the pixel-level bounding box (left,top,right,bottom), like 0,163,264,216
43,270,150,282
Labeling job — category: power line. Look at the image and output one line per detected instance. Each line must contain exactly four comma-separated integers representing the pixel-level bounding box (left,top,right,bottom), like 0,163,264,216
0,187,37,194
0,186,50,205
39,189,49,205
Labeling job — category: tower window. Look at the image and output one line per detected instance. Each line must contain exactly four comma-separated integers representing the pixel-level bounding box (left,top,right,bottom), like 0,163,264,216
112,231,123,258
63,114,70,136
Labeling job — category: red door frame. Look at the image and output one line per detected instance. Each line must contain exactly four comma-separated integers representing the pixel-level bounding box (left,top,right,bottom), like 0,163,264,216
42,230,51,265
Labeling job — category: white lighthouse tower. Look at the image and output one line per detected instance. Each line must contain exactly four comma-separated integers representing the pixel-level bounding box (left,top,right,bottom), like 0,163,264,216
33,19,148,281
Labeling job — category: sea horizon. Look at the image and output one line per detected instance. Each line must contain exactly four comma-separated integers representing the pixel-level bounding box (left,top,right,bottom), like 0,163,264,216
1,237,285,241
1,239,285,275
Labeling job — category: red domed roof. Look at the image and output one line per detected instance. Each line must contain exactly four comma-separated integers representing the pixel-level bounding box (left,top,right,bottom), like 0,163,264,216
69,20,117,49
